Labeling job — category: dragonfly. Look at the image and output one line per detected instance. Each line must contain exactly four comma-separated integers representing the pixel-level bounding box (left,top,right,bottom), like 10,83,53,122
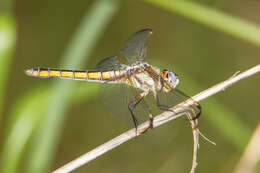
25,28,201,133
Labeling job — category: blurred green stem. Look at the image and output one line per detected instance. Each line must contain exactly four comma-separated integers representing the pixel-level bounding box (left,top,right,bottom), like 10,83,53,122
0,15,16,120
0,88,49,173
144,0,260,47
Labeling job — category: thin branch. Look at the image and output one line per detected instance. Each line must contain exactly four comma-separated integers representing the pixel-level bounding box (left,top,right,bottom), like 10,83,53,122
52,64,260,173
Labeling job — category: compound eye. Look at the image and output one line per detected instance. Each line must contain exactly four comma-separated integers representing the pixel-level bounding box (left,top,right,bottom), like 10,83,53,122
168,71,179,86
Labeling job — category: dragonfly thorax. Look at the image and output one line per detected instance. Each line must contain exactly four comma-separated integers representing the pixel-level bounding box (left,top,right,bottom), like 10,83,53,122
122,61,161,92
122,61,180,94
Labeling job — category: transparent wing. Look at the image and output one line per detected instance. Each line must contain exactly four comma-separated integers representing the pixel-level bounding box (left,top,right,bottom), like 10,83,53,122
120,28,153,63
99,83,199,128
99,82,154,128
94,56,123,70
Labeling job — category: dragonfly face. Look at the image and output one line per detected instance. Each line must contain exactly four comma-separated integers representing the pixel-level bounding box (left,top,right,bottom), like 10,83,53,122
160,69,179,92
25,28,200,134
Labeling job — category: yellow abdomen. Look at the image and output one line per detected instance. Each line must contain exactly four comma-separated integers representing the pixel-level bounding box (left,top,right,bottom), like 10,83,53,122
25,68,123,82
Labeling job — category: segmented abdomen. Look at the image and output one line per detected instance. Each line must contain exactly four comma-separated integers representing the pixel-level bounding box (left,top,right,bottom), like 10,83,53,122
25,68,124,82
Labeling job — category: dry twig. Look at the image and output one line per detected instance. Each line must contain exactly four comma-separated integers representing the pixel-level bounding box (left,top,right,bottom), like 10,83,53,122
53,64,260,173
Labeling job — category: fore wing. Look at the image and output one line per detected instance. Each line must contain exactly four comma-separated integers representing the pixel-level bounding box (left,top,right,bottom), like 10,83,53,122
120,28,153,63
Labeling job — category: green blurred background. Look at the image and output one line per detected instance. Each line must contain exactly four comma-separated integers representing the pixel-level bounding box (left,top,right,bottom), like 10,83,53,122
0,0,260,172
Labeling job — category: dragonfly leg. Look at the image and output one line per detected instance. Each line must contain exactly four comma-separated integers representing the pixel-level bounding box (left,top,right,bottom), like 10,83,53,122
155,92,201,121
191,103,201,120
136,100,154,134
141,99,154,129
148,113,153,129
155,93,173,112
128,91,151,134
128,93,145,131
173,88,202,120
181,101,201,121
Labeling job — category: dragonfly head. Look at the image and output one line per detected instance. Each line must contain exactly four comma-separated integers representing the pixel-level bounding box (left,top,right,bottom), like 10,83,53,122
161,69,179,90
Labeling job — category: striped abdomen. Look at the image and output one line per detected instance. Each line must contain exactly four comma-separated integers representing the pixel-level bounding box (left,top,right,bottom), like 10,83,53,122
25,68,124,82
